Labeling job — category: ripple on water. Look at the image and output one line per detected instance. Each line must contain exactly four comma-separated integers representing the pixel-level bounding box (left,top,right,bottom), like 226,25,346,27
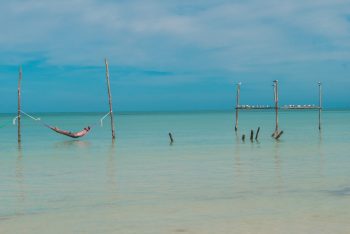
327,187,350,197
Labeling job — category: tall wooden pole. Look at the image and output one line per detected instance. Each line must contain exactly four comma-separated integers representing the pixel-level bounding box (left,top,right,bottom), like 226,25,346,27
105,59,116,140
273,80,279,136
235,82,241,131
18,66,22,143
318,82,322,130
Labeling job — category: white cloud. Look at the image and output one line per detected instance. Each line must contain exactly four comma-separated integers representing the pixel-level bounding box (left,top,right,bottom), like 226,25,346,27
0,0,349,72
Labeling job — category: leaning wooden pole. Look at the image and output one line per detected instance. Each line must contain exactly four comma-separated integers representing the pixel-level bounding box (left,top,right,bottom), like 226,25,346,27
318,82,322,130
235,82,241,131
273,80,279,136
105,59,116,140
18,66,22,143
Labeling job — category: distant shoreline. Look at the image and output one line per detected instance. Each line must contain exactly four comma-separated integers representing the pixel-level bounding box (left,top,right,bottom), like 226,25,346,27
0,108,349,116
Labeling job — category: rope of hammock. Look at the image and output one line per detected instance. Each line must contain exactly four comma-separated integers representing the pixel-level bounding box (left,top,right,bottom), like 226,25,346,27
99,111,112,127
12,111,41,125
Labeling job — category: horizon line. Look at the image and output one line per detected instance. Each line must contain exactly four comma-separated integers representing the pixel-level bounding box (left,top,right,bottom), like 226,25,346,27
1,108,350,115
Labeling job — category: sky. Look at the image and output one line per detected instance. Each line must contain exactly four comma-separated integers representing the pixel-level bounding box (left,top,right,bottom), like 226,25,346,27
0,0,349,113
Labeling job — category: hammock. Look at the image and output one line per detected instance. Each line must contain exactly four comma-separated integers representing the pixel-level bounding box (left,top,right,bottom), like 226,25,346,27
13,111,111,138
46,125,91,138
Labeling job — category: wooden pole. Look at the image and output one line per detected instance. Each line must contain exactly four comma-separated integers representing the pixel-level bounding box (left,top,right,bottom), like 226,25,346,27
235,82,241,131
105,59,116,140
169,132,174,144
273,80,279,136
255,127,260,140
18,66,22,143
318,82,322,130
250,130,254,142
275,130,284,140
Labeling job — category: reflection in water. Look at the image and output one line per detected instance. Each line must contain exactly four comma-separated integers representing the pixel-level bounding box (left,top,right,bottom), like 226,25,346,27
53,140,91,149
234,132,241,177
16,143,25,214
317,131,324,177
107,142,118,199
273,141,284,192
328,187,350,197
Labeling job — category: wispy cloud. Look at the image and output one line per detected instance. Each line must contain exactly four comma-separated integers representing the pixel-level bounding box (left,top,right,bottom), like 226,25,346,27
1,0,349,67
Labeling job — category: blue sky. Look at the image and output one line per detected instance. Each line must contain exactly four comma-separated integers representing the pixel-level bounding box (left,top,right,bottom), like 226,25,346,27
0,0,349,112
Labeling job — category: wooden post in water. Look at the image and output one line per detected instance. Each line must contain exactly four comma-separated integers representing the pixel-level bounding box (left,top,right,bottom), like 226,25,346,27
235,82,241,132
169,132,174,144
318,82,322,130
273,80,279,136
275,130,284,140
255,127,260,140
105,59,116,140
250,130,254,142
17,66,22,143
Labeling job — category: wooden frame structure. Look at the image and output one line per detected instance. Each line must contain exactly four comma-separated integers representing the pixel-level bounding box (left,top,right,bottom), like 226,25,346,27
16,60,116,142
234,80,322,135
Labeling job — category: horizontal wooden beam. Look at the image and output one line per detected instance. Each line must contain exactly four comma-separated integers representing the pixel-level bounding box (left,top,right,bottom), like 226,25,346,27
236,106,321,110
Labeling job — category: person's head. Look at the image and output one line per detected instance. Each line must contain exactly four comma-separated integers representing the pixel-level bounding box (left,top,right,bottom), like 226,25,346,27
85,126,91,131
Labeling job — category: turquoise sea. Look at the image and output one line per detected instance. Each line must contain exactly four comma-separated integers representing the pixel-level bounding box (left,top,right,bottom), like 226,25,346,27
1,110,350,233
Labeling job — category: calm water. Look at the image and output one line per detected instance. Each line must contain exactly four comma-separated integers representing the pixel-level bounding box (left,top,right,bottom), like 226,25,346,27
1,111,350,233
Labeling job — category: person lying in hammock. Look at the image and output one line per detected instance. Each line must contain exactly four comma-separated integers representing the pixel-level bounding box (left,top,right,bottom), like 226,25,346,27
48,125,91,138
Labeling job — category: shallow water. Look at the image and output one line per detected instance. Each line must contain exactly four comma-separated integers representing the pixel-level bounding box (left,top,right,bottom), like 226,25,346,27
1,111,350,233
